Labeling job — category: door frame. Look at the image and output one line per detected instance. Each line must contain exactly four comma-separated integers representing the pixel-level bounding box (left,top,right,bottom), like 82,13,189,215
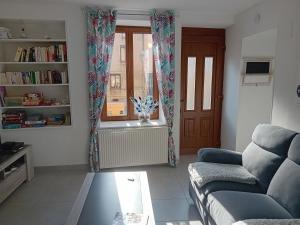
180,28,225,154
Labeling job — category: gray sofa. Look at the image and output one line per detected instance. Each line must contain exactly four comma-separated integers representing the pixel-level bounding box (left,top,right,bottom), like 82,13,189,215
189,124,300,225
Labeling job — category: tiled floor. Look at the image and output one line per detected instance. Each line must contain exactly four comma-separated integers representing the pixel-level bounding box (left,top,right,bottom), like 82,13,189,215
0,155,202,225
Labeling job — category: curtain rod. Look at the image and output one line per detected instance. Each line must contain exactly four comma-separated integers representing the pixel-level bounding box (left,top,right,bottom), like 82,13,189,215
117,13,150,16
82,8,179,17
117,11,179,17
82,8,150,16
117,13,180,17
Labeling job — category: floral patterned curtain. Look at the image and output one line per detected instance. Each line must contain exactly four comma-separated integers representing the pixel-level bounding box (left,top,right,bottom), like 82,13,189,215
150,10,177,166
87,8,117,171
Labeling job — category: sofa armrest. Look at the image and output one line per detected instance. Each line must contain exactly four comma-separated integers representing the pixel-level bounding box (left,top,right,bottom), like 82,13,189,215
197,148,242,165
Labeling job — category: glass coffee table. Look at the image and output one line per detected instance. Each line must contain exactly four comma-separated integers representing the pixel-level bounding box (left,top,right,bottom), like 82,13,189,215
66,172,155,225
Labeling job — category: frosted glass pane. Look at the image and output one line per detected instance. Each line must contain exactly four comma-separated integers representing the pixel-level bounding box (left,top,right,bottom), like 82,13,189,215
186,57,196,110
203,57,213,110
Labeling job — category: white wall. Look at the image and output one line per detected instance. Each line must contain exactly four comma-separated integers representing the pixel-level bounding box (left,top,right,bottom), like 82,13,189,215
222,0,300,150
221,24,241,149
5,0,297,165
0,2,90,166
271,4,300,132
235,29,277,151
0,1,185,166
173,17,182,159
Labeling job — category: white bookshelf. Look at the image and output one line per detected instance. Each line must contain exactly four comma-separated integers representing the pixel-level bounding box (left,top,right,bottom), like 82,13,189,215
0,38,66,43
0,125,72,131
0,19,72,130
1,104,71,109
1,84,69,87
0,62,68,64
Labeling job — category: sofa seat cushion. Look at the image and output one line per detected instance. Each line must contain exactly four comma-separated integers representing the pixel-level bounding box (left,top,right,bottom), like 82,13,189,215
189,162,257,189
191,179,263,206
207,191,292,225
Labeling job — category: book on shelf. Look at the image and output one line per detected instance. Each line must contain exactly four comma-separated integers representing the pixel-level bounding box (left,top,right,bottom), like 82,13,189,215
0,71,68,85
14,47,23,62
14,44,67,62
2,110,71,129
47,114,65,125
24,114,46,127
0,86,6,107
2,110,26,129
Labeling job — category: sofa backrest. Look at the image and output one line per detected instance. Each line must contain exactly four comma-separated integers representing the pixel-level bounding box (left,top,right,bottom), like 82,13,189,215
267,134,300,218
242,124,297,192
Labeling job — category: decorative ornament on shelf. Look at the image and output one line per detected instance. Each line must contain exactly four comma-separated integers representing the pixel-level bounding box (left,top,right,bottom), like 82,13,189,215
0,27,12,39
20,28,27,39
130,95,159,123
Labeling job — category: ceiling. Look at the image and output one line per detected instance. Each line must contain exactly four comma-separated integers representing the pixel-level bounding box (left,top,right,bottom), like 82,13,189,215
0,0,264,27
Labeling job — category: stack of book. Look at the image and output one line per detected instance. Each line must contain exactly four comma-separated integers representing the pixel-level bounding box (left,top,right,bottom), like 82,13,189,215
14,44,67,62
2,110,26,129
47,114,65,126
0,71,68,85
1,111,70,129
24,114,46,128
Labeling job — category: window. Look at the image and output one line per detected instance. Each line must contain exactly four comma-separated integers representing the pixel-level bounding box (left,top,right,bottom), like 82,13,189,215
110,74,121,89
102,26,159,121
120,45,126,63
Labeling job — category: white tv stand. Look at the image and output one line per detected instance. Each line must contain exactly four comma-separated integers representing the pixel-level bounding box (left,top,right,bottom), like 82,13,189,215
0,145,34,204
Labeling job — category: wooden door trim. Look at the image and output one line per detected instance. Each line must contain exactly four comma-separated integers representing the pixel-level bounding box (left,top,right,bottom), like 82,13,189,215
182,27,225,44
180,28,225,154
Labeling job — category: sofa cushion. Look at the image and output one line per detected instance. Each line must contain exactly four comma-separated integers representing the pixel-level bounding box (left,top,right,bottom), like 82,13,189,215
189,162,257,189
288,134,300,164
197,148,242,165
242,124,297,192
190,179,263,207
242,142,284,192
251,124,297,155
207,191,293,225
267,135,300,218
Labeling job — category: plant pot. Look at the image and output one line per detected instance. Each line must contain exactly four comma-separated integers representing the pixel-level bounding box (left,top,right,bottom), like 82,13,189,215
138,112,150,123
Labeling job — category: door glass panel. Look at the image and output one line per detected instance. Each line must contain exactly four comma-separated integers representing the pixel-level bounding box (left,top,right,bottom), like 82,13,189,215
203,57,213,110
107,33,127,117
186,57,196,110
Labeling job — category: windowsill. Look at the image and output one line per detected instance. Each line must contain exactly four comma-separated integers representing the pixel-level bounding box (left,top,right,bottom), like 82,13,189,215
98,120,166,130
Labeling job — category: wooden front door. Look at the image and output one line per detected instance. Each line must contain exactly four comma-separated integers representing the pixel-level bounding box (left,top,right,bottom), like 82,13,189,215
180,28,225,154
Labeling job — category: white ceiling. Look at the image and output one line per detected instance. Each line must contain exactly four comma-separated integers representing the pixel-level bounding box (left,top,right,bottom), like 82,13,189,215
1,0,264,14
0,0,264,27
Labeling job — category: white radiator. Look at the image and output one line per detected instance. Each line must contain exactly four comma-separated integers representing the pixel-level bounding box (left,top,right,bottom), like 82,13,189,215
98,126,168,169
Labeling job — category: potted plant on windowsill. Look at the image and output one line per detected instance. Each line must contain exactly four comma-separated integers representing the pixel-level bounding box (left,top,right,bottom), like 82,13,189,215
130,96,159,123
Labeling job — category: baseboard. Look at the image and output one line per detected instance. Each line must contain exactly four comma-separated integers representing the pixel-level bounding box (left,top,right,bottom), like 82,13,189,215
35,164,89,173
